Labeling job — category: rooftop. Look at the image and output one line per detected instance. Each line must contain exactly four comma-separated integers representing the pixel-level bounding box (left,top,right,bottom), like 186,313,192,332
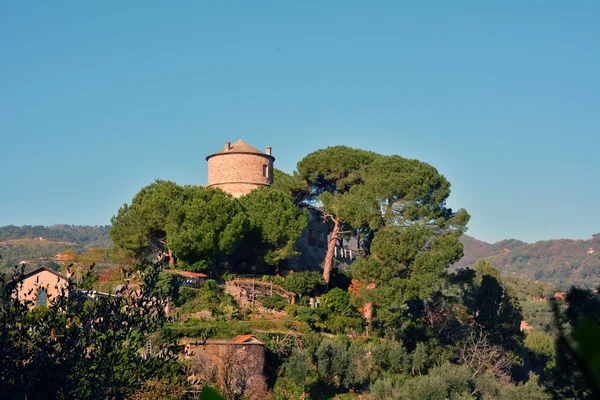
163,269,208,279
18,266,70,282
206,139,275,161
181,335,265,346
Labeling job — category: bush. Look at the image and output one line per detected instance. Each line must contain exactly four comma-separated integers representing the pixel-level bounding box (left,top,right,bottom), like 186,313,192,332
177,280,240,320
283,319,312,333
326,315,364,334
258,294,288,311
282,271,325,298
322,287,360,317
261,275,284,285
285,304,300,317
177,287,198,306
296,307,330,330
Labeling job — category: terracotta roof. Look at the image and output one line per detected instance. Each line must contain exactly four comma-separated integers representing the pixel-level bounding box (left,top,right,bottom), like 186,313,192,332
19,266,70,282
231,334,259,343
180,335,264,346
164,269,208,279
206,139,275,161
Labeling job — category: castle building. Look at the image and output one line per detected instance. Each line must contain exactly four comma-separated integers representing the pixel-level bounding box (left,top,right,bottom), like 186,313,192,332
206,139,359,271
206,139,274,198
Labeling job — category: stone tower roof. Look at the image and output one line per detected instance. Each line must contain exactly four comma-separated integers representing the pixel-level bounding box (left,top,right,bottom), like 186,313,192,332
206,139,275,161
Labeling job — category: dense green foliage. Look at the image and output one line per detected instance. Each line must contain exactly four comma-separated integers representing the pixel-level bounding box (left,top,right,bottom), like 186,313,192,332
240,187,307,265
166,186,252,271
258,294,288,311
281,271,325,298
0,262,183,399
297,146,470,286
5,144,598,399
549,287,600,399
110,181,306,274
271,168,309,203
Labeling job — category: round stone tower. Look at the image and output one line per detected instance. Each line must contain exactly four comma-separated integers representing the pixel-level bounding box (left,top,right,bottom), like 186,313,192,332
206,139,275,198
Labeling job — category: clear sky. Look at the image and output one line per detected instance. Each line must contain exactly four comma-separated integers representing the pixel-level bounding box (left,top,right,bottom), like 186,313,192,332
1,1,598,244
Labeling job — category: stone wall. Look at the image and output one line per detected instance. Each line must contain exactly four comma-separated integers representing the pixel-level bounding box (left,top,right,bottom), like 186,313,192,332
183,339,267,398
207,153,273,198
287,208,360,271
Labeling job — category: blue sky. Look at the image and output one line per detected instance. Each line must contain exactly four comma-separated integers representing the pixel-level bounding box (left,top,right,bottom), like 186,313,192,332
1,1,598,244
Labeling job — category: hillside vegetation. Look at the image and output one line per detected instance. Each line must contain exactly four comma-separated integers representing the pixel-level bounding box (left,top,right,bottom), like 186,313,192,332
1,146,599,399
456,234,600,288
0,225,111,274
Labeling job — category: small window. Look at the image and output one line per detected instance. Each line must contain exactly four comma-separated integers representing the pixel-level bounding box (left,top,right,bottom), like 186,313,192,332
36,288,48,307
308,229,315,246
262,164,269,178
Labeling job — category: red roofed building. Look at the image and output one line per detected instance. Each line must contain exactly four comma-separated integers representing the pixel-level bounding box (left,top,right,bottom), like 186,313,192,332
163,269,208,288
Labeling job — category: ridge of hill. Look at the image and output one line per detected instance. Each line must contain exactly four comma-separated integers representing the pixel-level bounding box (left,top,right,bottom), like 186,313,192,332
0,225,111,247
0,225,112,273
456,234,600,288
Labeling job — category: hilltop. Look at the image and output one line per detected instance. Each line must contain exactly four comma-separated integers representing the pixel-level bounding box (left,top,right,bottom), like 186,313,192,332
455,234,600,288
0,225,111,247
0,225,111,273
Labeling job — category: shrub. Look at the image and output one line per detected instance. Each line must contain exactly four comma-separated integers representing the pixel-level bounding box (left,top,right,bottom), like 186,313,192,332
282,271,325,298
177,287,198,306
258,294,288,311
326,315,364,334
322,287,360,317
285,304,300,317
296,307,329,330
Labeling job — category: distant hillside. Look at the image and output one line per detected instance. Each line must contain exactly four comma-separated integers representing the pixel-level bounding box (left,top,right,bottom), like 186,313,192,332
0,225,111,247
0,225,111,273
456,234,600,288
2,224,598,289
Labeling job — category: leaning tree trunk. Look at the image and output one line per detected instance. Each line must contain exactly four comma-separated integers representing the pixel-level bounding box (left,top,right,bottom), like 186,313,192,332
323,217,341,285
167,248,175,266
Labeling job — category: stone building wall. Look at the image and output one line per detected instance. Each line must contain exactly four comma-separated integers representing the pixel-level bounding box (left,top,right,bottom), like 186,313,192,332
183,338,267,398
207,153,273,198
287,207,360,271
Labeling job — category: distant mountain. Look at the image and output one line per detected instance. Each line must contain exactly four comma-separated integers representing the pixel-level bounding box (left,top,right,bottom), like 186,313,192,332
2,224,598,289
0,225,112,273
0,225,111,248
456,234,600,288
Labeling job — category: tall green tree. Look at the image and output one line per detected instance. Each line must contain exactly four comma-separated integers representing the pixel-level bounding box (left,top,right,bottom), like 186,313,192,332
468,259,524,353
297,146,379,284
0,262,183,399
341,154,469,335
110,180,183,266
165,186,251,272
271,168,309,204
240,187,307,266
111,182,252,273
550,286,600,399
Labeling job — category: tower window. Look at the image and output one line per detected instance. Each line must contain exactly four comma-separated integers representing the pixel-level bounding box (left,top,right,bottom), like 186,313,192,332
262,164,269,178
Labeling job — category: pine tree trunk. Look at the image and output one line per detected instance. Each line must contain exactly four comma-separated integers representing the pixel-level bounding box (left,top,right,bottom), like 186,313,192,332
323,217,341,284
168,249,175,266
